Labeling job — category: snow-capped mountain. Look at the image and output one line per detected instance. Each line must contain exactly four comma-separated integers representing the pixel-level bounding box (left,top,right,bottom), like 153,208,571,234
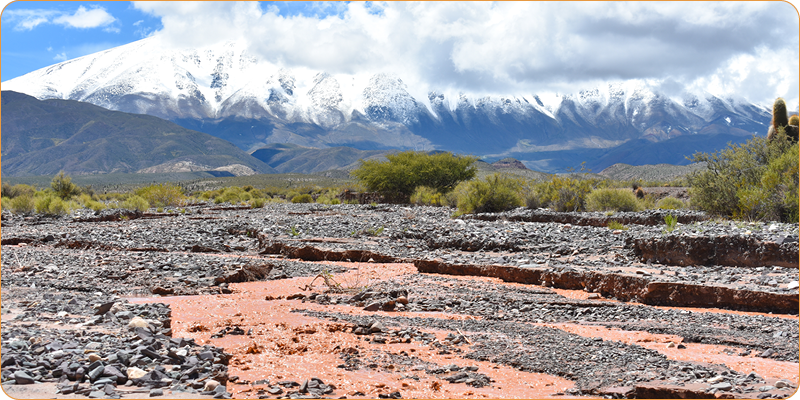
2,36,771,171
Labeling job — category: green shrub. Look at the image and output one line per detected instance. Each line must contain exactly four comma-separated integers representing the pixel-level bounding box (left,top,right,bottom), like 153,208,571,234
250,197,266,208
120,195,150,212
86,200,106,212
735,143,799,221
34,194,55,214
528,175,594,212
586,188,640,212
315,193,342,205
688,133,798,222
663,214,678,233
2,183,36,199
606,220,628,230
47,197,74,215
8,195,35,214
656,197,686,210
456,174,523,215
352,151,477,202
291,194,314,203
136,183,185,207
410,186,445,206
51,171,81,199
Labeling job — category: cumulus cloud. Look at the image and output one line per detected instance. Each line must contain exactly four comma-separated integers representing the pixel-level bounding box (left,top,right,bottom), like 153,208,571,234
52,6,117,29
133,1,798,107
4,5,117,30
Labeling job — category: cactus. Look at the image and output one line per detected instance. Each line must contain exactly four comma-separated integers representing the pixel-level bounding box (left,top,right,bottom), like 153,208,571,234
635,187,645,199
772,98,789,131
789,115,799,126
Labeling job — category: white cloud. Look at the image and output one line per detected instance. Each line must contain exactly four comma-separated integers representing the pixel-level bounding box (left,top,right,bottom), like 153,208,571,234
53,52,67,61
5,5,117,31
4,9,59,30
53,6,116,29
132,1,798,106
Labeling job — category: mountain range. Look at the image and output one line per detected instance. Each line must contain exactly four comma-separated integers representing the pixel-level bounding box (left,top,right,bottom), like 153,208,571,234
0,91,274,177
2,36,773,174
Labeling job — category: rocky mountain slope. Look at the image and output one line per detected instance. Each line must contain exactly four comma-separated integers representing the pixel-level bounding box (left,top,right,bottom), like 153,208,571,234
0,91,274,177
250,143,387,174
2,36,772,172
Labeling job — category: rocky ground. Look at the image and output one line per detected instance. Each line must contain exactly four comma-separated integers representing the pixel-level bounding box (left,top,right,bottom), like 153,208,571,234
1,203,798,399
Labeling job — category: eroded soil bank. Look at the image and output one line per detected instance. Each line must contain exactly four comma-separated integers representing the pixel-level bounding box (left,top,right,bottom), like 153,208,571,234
1,203,798,399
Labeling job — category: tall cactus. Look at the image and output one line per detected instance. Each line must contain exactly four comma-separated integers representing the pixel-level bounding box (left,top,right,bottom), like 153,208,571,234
773,98,789,131
768,98,794,141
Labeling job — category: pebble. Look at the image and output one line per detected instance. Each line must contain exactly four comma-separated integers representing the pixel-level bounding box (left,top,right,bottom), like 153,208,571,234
204,379,221,392
774,380,791,388
126,367,147,380
710,382,732,391
13,371,35,384
127,316,149,328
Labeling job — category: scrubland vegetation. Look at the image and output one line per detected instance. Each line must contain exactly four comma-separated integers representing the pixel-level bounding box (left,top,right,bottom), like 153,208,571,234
2,137,797,223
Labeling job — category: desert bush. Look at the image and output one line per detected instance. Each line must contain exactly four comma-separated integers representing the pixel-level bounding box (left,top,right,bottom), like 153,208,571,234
456,174,523,215
8,195,35,214
51,171,81,199
688,132,798,222
249,197,266,209
528,175,594,212
136,183,184,207
34,194,55,214
33,193,77,215
77,194,107,212
656,197,686,210
120,195,150,212
585,188,640,212
315,192,341,205
352,151,477,202
49,197,79,215
410,186,445,206
2,183,36,199
606,220,628,230
291,194,314,203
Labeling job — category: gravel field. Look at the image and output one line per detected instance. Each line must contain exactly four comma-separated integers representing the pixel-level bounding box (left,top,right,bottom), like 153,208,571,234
1,203,797,399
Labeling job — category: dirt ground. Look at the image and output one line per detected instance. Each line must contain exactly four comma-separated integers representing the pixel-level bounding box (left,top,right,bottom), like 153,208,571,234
1,203,797,399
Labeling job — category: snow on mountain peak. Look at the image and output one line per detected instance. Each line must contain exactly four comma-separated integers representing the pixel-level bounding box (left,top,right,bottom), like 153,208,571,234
362,73,421,125
2,37,770,137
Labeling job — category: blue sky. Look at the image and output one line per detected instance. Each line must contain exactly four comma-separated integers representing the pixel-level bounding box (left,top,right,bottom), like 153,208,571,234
1,1,798,107
1,1,350,81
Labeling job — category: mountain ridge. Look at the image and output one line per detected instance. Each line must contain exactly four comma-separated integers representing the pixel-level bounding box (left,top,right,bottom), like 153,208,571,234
0,91,275,177
2,37,772,172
